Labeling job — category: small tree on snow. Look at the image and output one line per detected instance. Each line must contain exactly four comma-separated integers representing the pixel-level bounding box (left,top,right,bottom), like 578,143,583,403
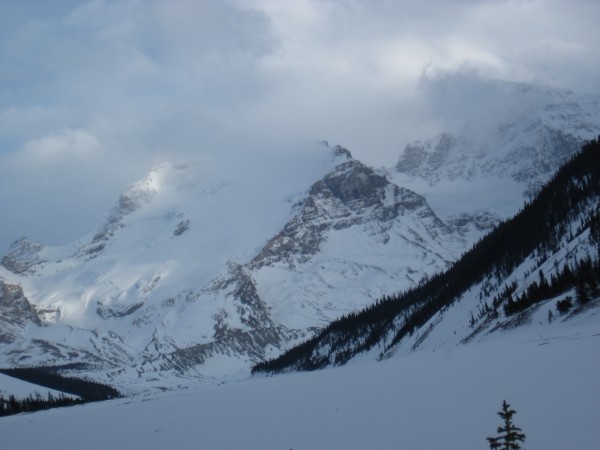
487,400,526,450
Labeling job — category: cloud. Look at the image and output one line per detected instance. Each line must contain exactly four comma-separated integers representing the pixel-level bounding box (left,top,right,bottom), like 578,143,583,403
19,128,101,164
0,0,599,252
0,128,137,253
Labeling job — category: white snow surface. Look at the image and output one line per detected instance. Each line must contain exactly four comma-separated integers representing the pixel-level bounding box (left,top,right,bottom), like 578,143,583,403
0,315,598,450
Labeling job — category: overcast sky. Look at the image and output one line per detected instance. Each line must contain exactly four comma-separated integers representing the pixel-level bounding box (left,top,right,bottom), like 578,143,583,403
1,0,599,253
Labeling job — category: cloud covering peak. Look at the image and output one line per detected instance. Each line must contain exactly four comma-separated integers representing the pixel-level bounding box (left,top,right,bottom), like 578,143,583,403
1,0,599,252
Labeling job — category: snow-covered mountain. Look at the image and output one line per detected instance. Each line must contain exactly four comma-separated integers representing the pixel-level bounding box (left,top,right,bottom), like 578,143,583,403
254,139,600,374
0,144,465,391
1,83,598,392
392,83,600,238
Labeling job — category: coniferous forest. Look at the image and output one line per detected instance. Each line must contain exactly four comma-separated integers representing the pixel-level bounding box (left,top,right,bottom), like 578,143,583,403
0,367,122,416
253,137,600,375
0,391,86,417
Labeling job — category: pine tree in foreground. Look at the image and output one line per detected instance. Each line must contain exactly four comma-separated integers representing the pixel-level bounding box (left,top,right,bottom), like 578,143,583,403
487,400,526,450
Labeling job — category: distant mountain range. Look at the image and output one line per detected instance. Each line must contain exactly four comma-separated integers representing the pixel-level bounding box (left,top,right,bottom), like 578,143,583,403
1,82,598,392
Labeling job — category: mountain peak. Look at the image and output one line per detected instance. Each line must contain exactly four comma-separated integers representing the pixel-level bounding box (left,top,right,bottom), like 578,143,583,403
1,237,45,275
320,140,353,161
251,155,458,271
332,145,352,160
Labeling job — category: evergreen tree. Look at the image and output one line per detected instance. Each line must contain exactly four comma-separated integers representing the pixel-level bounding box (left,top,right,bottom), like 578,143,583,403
538,270,550,298
576,280,589,305
589,213,600,251
556,297,573,315
487,400,526,450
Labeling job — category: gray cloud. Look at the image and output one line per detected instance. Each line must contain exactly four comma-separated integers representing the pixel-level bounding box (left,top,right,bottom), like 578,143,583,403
1,0,599,252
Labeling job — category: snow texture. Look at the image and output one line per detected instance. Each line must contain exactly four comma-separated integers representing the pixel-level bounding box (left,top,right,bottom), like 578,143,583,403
0,317,598,450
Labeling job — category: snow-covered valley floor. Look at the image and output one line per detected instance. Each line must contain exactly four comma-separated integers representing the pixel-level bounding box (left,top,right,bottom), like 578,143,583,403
1,317,599,450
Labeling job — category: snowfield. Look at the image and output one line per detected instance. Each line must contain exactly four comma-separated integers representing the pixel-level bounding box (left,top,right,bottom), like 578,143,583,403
1,314,598,450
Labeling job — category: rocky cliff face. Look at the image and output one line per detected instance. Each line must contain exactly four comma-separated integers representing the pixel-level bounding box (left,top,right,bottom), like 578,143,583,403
0,280,41,343
252,152,455,271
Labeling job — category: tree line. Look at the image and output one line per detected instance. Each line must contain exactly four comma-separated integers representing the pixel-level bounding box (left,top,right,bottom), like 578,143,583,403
0,367,122,416
0,391,86,417
503,252,599,316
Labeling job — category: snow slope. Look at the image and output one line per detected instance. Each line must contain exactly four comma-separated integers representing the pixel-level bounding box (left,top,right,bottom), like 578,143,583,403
0,317,597,450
